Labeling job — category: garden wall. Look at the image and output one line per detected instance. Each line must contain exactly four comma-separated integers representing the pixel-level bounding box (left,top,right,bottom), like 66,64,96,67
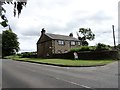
52,50,119,60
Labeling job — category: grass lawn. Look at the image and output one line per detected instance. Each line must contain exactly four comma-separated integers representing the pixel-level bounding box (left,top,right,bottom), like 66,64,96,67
5,55,115,66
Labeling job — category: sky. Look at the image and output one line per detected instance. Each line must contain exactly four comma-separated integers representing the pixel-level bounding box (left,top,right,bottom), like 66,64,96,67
0,0,119,52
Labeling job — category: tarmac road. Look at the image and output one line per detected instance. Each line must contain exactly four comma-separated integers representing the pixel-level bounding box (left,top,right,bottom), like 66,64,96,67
2,59,119,89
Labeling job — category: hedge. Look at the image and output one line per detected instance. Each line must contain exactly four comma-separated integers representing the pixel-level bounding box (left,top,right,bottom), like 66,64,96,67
52,50,119,60
70,43,112,52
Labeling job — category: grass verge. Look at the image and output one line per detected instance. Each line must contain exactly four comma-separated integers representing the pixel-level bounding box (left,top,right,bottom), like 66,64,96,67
5,55,115,67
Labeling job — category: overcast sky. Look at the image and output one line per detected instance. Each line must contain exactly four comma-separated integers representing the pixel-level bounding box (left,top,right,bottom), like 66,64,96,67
0,0,119,52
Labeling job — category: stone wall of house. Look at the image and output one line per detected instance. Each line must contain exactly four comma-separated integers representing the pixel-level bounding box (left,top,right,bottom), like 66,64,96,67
37,41,52,57
37,34,52,57
37,33,81,57
38,34,51,43
54,40,80,54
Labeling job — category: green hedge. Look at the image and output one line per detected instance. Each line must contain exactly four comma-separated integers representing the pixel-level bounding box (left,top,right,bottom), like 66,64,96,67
21,52,37,58
95,43,112,51
70,46,96,52
52,50,119,60
70,43,112,52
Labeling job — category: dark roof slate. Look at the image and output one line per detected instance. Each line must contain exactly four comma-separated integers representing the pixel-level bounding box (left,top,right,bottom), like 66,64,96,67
45,33,80,41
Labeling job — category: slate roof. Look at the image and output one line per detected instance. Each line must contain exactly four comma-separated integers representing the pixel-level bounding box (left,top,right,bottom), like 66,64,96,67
45,33,80,41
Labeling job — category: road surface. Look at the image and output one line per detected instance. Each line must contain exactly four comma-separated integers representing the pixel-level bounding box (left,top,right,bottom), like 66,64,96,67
2,59,118,89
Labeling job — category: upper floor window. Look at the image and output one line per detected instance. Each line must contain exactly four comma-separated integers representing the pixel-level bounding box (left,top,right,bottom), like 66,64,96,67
70,41,75,46
58,40,64,45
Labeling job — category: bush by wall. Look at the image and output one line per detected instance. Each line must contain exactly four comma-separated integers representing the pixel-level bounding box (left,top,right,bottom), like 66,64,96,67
70,46,96,52
70,43,112,52
95,43,112,51
21,52,37,58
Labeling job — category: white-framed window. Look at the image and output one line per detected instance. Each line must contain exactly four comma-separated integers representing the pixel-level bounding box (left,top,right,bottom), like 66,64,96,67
70,41,75,46
78,42,81,45
58,40,64,45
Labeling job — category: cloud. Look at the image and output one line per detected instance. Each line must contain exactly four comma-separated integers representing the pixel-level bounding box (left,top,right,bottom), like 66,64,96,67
18,35,38,52
0,0,119,52
88,11,113,23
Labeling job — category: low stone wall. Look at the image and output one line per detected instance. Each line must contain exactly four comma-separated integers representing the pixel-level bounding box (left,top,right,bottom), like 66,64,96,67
52,50,119,60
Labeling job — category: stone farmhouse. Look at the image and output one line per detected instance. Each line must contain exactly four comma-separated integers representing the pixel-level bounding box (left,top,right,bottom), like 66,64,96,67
37,28,81,57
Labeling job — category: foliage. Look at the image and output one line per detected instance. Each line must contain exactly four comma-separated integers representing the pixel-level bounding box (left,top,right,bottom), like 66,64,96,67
70,43,112,52
2,29,19,57
0,15,8,27
77,28,95,46
0,1,27,17
0,1,27,57
70,48,81,52
21,52,37,58
79,46,91,51
96,43,112,51
116,44,120,50
21,52,32,58
0,1,27,27
70,46,96,52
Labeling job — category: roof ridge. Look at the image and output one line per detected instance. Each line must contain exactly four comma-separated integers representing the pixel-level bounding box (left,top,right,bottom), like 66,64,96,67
45,33,80,41
46,33,75,37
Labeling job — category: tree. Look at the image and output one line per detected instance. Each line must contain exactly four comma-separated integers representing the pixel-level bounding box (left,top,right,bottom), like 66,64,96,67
77,28,95,46
0,1,26,57
0,0,27,27
2,29,19,57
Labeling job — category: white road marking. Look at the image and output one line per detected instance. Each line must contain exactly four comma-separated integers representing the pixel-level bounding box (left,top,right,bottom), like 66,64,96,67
55,77,92,89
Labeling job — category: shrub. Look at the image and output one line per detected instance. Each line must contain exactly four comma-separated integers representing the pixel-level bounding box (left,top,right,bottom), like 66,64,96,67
70,46,96,52
17,53,22,56
95,43,112,51
21,52,32,58
89,46,96,51
21,52,37,58
70,43,112,53
116,44,120,50
70,48,81,52
79,46,91,51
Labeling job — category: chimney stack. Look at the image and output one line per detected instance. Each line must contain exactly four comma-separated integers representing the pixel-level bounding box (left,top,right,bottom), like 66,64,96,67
69,33,73,37
41,28,46,35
